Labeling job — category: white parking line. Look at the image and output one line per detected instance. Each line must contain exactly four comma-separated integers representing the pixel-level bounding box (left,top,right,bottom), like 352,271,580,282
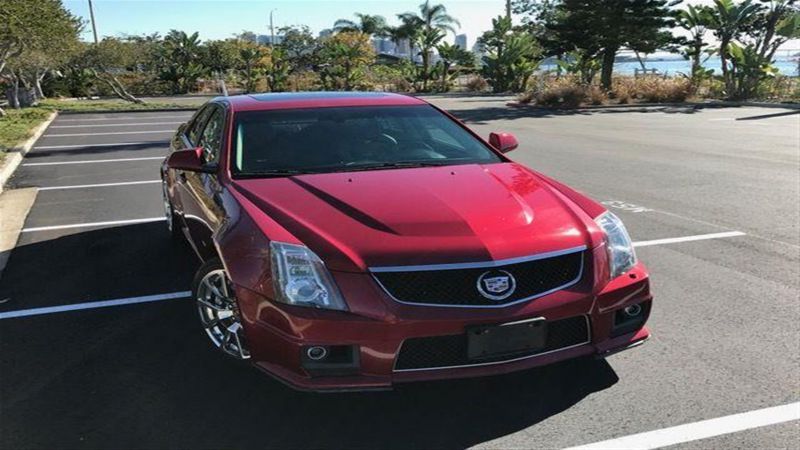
50,122,184,128
565,402,800,450
633,231,746,248
0,291,192,320
47,130,174,137
21,217,166,233
24,156,165,166
56,115,191,122
1,228,751,320
34,141,168,150
38,180,161,191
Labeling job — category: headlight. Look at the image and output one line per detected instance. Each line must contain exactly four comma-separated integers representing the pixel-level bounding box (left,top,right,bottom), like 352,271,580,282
595,211,637,279
270,242,348,311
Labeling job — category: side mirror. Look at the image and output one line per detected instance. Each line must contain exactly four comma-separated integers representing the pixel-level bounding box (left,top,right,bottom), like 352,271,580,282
489,132,519,154
166,148,217,173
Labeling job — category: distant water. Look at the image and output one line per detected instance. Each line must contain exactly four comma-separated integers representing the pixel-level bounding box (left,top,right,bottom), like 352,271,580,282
541,56,800,76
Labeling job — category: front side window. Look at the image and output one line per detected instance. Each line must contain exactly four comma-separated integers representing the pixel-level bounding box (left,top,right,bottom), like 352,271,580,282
232,105,502,176
188,106,214,145
198,108,224,164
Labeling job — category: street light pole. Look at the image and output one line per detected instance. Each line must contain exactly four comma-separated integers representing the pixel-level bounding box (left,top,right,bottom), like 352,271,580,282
506,0,512,20
88,0,99,44
269,9,276,46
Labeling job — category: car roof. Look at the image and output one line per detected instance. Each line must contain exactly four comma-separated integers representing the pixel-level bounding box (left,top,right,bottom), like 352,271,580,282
216,92,428,112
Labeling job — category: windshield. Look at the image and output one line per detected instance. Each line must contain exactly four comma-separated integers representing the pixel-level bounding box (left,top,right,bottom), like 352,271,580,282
232,105,502,176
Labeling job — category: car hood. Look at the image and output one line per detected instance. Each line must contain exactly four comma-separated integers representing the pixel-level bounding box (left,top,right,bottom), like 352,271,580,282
232,163,597,272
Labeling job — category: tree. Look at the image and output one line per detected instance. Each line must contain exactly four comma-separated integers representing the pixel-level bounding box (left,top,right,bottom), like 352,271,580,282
277,25,321,70
264,46,291,92
334,14,388,37
479,16,543,92
677,4,715,80
237,43,264,93
708,0,799,99
548,0,676,89
397,1,461,91
319,32,375,91
82,37,146,103
707,0,762,95
388,14,424,62
155,30,205,94
0,0,81,112
435,42,476,91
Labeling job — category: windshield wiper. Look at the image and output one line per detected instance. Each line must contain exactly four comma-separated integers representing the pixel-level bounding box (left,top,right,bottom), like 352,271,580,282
339,161,448,172
234,169,315,178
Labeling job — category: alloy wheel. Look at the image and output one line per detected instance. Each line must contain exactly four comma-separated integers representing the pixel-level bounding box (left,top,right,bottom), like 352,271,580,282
196,269,250,360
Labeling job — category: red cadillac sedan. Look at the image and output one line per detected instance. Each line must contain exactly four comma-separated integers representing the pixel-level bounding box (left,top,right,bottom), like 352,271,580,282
161,92,651,391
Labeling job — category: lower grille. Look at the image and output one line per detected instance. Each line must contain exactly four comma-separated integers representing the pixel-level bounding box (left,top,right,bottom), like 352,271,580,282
394,315,590,371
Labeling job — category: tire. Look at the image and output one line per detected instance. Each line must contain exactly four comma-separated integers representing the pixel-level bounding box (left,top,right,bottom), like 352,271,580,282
192,258,250,360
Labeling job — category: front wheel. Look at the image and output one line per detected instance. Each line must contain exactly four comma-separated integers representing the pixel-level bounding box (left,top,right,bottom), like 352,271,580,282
192,258,250,360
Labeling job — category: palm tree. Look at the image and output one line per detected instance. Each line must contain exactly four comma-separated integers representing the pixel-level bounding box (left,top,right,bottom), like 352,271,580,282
333,14,388,38
707,0,761,94
678,4,714,79
388,14,424,61
160,30,204,93
397,1,461,91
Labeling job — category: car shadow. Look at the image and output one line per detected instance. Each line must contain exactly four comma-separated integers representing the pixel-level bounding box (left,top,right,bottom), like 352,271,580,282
0,222,198,310
22,141,169,159
0,223,618,449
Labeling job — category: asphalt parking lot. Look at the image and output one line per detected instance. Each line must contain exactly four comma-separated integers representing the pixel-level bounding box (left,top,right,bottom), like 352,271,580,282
0,97,798,449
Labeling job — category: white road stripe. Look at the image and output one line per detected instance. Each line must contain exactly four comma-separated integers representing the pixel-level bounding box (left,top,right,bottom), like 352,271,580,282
24,156,165,166
633,231,746,248
21,217,166,233
50,122,184,128
34,141,168,150
565,402,800,450
0,291,192,320
38,180,161,191
47,130,174,137
56,115,192,122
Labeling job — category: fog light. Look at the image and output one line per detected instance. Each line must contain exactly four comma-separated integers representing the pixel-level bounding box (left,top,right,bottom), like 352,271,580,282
306,346,328,361
301,345,360,377
612,301,651,338
623,304,642,317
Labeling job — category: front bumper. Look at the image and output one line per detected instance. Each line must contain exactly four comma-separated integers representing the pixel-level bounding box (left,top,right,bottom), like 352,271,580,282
235,263,652,392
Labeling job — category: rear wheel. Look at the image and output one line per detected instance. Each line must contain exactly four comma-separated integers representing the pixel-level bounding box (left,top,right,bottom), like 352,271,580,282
192,258,250,360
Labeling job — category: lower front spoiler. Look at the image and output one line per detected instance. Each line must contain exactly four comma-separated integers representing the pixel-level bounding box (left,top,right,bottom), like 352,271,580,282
251,326,651,393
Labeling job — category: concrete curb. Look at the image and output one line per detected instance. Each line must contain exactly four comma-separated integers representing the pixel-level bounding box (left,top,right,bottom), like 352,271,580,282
59,107,198,115
0,187,38,281
0,111,58,195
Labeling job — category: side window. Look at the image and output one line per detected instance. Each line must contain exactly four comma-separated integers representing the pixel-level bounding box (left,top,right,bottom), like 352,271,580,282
188,106,213,145
197,108,225,164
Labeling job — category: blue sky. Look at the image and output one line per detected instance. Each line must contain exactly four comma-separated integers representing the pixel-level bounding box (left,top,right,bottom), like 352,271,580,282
65,0,507,47
64,0,797,51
